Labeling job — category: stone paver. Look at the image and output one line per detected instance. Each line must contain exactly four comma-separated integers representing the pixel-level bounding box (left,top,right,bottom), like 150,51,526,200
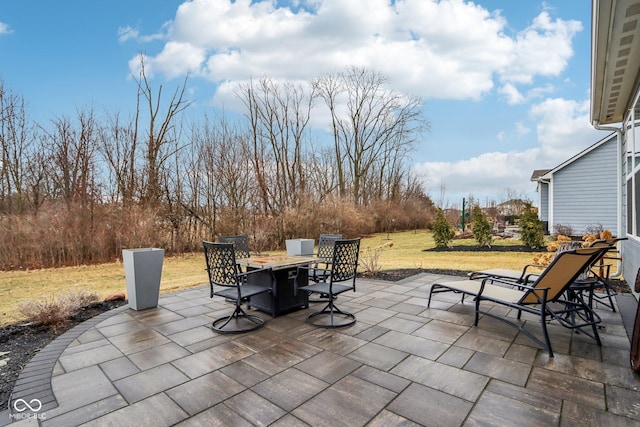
4,275,639,426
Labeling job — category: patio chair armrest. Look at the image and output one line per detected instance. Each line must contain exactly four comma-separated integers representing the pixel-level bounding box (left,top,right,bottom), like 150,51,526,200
293,266,312,295
468,271,491,280
521,272,541,284
480,276,543,292
588,263,612,278
478,276,550,304
237,268,276,295
521,264,545,278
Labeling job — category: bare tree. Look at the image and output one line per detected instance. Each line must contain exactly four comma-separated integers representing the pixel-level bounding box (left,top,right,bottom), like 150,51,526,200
133,54,191,207
45,108,100,210
184,113,256,238
99,111,139,203
314,66,428,205
0,81,35,213
305,144,339,202
236,77,315,214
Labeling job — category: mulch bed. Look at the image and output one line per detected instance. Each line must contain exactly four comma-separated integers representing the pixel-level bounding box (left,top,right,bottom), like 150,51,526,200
424,244,542,252
362,269,631,294
360,268,469,281
0,300,127,410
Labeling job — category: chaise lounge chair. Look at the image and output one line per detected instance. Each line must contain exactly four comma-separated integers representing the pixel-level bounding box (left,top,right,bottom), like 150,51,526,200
469,239,620,311
427,245,613,357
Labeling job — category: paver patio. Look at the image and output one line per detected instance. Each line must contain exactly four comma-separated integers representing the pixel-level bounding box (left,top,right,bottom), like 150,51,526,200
3,273,639,426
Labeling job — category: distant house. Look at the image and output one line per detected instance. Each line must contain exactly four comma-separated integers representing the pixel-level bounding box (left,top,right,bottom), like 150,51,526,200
496,199,527,219
531,132,618,235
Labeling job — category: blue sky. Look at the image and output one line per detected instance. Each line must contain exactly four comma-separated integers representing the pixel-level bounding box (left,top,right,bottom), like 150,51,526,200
0,0,605,207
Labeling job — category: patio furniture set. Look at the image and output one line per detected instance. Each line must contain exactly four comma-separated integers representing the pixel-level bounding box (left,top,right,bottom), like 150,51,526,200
428,242,618,357
204,233,622,360
203,234,360,334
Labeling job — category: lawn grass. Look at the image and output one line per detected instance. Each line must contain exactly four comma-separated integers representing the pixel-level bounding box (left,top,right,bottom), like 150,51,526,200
361,230,537,271
0,230,545,326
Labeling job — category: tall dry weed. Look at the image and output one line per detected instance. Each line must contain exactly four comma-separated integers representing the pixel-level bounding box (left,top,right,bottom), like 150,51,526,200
359,241,394,275
18,290,99,331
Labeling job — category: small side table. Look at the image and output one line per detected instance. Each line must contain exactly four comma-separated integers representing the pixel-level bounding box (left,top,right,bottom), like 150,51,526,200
568,278,603,329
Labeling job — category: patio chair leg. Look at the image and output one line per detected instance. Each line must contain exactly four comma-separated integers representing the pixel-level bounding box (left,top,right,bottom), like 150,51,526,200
307,300,356,328
211,304,265,334
586,306,602,346
540,306,554,358
599,283,617,312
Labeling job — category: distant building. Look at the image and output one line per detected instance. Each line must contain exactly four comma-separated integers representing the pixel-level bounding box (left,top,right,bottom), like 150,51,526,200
531,133,618,235
495,199,527,219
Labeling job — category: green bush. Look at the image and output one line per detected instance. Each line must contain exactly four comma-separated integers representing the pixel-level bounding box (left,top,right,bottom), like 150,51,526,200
471,205,492,247
432,208,455,248
520,202,545,248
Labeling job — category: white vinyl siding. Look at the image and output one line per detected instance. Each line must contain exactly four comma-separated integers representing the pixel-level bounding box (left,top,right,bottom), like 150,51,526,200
549,137,617,234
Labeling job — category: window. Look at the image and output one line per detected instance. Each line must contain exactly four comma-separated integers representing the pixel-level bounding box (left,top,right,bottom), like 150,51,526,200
624,115,640,238
628,177,633,235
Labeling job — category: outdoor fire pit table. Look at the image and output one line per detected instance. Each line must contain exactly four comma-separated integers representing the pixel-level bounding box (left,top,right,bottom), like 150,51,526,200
237,255,316,316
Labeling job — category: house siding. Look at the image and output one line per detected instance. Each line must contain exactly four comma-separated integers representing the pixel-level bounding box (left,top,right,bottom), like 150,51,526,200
549,138,617,235
539,183,549,221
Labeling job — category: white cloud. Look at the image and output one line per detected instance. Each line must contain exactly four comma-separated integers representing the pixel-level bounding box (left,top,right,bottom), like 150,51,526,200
0,22,13,35
515,121,531,137
529,97,601,162
500,11,582,84
149,41,206,78
499,82,557,105
499,83,524,105
415,149,542,204
118,25,139,43
128,0,591,204
133,0,582,103
118,23,168,44
415,96,604,203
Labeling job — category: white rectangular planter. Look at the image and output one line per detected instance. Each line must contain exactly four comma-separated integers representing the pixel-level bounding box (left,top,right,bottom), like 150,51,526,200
285,239,315,256
123,248,164,310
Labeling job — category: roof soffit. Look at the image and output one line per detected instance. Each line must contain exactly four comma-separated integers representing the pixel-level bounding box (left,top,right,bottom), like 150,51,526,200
592,0,640,125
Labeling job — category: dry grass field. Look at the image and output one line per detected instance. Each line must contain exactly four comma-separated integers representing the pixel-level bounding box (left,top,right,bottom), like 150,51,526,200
0,230,548,325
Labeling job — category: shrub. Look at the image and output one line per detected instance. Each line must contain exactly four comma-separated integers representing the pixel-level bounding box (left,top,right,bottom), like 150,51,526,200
585,223,605,236
18,290,99,332
471,205,492,247
553,224,574,237
359,241,393,275
545,234,570,251
583,228,614,245
520,202,545,249
431,208,455,248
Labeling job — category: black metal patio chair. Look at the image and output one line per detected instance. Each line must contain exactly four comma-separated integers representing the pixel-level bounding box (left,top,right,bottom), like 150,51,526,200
203,241,272,334
296,238,360,328
307,234,343,302
218,234,251,259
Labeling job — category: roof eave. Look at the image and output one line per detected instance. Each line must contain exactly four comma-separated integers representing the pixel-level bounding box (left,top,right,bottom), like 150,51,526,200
591,0,640,126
